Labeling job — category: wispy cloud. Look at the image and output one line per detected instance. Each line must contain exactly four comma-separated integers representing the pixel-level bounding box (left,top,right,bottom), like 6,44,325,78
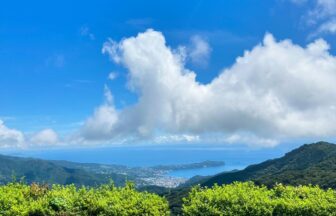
80,25,95,40
108,72,118,81
187,35,211,67
316,18,336,34
290,0,336,37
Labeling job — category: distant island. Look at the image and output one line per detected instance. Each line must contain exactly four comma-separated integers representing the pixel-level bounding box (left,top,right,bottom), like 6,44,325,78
151,160,225,171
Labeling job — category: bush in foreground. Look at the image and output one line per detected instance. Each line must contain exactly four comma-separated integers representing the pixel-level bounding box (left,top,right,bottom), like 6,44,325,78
0,182,170,216
182,182,336,216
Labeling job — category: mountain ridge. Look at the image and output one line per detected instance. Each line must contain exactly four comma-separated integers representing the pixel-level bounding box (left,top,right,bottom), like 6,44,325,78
202,141,336,188
0,153,128,186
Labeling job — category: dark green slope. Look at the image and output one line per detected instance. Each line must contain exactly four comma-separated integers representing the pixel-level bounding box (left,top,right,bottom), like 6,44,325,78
0,154,127,186
147,142,336,215
203,141,336,188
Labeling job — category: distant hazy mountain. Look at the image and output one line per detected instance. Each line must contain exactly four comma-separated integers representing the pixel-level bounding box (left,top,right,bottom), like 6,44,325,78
202,141,336,188
0,154,128,186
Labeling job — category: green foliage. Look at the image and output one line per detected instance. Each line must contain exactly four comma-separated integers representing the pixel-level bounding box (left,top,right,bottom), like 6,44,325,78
0,154,129,187
182,182,336,216
0,182,169,216
203,142,336,189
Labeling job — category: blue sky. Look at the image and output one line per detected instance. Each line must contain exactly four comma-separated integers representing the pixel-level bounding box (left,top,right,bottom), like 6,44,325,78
1,0,336,149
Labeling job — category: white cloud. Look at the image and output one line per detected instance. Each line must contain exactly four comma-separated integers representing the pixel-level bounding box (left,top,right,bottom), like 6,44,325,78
0,120,61,148
0,120,25,148
224,134,279,148
81,29,336,147
307,0,336,23
188,35,211,66
154,134,200,144
81,105,119,140
317,19,336,34
108,72,118,80
291,0,336,36
103,85,114,104
102,39,122,63
81,86,119,141
30,129,59,145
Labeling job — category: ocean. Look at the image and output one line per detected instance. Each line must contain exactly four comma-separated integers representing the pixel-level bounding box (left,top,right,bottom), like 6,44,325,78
4,145,291,178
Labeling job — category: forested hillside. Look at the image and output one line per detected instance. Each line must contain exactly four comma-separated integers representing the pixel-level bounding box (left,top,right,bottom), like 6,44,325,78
203,141,336,188
158,142,336,215
0,155,128,186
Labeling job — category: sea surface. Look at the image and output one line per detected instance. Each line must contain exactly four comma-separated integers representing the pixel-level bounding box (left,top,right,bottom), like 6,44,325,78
4,146,291,178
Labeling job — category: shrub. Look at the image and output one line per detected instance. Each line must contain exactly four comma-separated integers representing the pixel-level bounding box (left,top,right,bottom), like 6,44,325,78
182,182,336,216
0,182,169,216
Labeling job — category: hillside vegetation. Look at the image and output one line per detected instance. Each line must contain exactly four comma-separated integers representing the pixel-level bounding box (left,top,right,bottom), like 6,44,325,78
203,141,336,188
0,154,222,188
183,182,336,216
1,181,336,215
0,182,169,216
2,142,336,215
157,142,336,215
0,155,128,186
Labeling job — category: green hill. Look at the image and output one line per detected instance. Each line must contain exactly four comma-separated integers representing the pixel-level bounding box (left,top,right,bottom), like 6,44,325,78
0,154,128,186
203,141,336,188
156,141,336,215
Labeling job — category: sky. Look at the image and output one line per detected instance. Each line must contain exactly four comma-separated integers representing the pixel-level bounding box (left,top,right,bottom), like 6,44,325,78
1,0,336,149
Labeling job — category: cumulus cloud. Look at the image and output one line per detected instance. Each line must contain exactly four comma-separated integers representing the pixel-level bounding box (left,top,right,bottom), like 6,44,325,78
0,120,25,147
81,29,336,146
81,86,119,140
0,119,62,148
30,129,59,145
